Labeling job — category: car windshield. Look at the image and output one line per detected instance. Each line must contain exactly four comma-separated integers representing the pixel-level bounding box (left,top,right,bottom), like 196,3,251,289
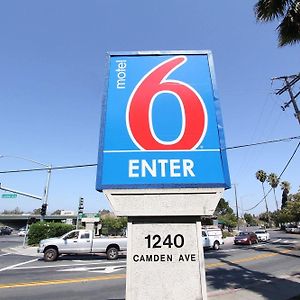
238,232,250,236
255,230,266,234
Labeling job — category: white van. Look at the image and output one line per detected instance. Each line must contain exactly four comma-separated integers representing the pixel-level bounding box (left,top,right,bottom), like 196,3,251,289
202,227,224,250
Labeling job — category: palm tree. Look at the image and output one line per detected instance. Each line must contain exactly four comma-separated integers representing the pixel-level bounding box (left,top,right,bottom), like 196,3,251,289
280,181,291,208
254,0,300,46
256,170,270,222
267,173,280,210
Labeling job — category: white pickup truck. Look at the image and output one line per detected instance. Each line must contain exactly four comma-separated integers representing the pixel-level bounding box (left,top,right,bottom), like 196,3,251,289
38,229,127,261
202,227,224,250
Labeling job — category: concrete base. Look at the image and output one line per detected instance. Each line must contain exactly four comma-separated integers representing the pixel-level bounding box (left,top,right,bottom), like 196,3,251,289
103,188,224,216
125,217,207,300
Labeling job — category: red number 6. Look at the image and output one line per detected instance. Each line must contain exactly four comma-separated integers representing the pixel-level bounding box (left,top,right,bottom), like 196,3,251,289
126,56,207,150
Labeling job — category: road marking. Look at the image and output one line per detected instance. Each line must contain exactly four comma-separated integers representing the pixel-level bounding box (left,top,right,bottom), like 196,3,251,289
0,258,38,272
206,249,292,269
0,253,11,257
12,259,126,270
0,274,126,289
58,265,126,274
0,249,294,289
273,239,282,243
90,266,126,273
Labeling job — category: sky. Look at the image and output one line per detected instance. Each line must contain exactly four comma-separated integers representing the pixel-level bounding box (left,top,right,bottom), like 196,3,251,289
0,0,299,216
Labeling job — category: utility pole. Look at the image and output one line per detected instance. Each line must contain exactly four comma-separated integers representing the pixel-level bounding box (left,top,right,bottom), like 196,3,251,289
234,184,239,231
273,74,300,125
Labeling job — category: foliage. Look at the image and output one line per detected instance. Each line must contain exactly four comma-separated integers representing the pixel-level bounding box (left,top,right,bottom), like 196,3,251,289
214,198,237,228
101,215,128,236
267,173,280,210
256,170,267,183
258,212,270,223
280,181,291,192
280,181,291,209
2,207,23,214
28,222,74,245
267,173,279,188
271,197,300,225
214,198,234,215
254,0,300,46
244,213,259,226
222,231,235,239
32,208,41,214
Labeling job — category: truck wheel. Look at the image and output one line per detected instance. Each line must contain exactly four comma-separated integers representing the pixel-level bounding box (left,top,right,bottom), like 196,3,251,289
213,241,220,250
106,247,119,260
44,248,58,262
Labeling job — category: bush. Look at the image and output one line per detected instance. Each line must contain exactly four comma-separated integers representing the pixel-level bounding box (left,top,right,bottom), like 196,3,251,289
222,230,235,239
101,216,127,236
28,222,74,245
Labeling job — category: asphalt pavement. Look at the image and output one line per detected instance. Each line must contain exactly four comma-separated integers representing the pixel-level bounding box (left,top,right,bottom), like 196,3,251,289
2,232,300,300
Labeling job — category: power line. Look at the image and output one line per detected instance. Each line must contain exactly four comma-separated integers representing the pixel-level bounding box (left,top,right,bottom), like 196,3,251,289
225,135,300,150
0,163,97,174
0,136,299,174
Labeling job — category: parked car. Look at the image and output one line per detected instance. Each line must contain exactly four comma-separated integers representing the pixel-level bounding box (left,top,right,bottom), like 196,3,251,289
234,231,258,245
38,229,127,261
0,226,13,235
18,229,28,236
202,227,224,250
285,225,300,233
254,229,270,241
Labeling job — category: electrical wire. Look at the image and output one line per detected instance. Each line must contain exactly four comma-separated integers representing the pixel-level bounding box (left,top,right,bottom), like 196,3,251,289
0,136,299,174
225,135,300,150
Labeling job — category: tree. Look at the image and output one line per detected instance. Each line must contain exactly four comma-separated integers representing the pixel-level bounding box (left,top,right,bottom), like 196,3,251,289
32,208,41,215
255,170,270,221
101,215,127,236
214,198,234,215
254,0,300,46
2,207,23,215
214,198,237,229
267,173,280,210
244,213,258,226
280,180,291,208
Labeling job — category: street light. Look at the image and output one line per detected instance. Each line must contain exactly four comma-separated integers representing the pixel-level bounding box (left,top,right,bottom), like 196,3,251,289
0,155,52,220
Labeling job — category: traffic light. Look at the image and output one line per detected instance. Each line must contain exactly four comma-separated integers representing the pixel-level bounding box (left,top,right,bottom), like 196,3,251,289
78,197,84,214
41,203,47,216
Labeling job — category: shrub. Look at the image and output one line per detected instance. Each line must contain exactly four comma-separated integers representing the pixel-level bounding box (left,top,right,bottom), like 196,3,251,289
222,230,235,239
28,222,74,245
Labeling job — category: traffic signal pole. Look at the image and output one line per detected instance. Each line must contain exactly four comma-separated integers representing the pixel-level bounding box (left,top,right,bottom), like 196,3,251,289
76,197,84,229
41,167,51,222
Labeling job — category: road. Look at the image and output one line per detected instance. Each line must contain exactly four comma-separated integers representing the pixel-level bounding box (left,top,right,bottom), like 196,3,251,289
0,230,299,300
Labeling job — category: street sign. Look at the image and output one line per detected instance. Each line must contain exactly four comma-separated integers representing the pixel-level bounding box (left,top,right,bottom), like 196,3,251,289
1,193,17,198
96,51,230,190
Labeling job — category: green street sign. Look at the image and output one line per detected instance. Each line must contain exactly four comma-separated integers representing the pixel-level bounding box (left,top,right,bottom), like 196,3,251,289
1,193,17,198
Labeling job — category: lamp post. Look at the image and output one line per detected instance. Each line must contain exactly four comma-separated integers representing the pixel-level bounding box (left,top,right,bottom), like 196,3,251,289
0,155,52,221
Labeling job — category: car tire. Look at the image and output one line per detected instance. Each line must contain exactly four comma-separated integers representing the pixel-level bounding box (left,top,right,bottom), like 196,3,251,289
106,247,119,260
44,248,58,262
213,241,220,250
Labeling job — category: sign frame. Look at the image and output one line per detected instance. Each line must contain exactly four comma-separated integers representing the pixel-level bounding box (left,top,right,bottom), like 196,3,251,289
96,50,230,191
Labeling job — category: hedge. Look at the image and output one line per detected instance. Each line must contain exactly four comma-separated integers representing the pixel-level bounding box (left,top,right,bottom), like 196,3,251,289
28,222,74,245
